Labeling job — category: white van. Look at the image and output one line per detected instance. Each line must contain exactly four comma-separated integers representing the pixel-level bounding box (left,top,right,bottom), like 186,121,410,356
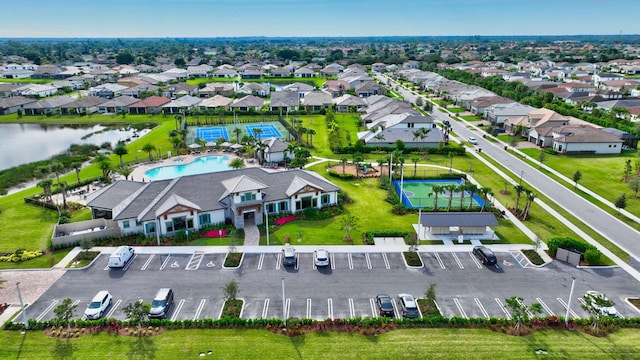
108,246,135,268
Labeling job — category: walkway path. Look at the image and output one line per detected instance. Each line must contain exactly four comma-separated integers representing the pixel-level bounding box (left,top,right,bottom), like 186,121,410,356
243,218,260,246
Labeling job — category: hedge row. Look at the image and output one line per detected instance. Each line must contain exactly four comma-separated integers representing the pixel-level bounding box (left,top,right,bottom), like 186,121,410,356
547,236,602,264
332,144,466,156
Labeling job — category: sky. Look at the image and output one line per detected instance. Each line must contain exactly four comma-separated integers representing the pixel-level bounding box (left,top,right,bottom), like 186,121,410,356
2,0,639,38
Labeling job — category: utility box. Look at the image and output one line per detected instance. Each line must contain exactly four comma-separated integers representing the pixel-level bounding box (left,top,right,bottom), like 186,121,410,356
556,248,582,266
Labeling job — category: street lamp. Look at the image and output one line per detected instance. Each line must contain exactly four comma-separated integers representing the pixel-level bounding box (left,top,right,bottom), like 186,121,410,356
265,207,270,246
16,282,28,330
519,170,524,186
565,277,576,327
281,277,287,329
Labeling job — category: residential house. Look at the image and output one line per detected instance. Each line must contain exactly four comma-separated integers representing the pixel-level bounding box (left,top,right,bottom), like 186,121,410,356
269,67,292,78
360,96,419,124
593,73,623,86
355,81,387,97
127,96,171,115
88,83,129,99
98,96,139,114
161,95,202,114
87,168,340,233
341,74,374,89
14,83,58,98
559,82,596,93
270,91,300,112
320,66,340,78
302,91,332,112
31,64,62,79
357,113,443,148
371,63,387,72
187,64,213,78
213,67,238,78
469,96,514,116
231,95,264,111
120,84,160,98
282,82,314,98
59,96,107,115
199,83,234,98
507,108,589,145
0,96,37,115
334,94,366,112
551,125,624,154
294,67,315,78
241,69,263,79
23,95,76,115
199,95,234,111
260,137,290,163
601,128,638,149
0,83,19,98
164,82,199,98
237,82,270,97
117,76,151,88
484,102,535,126
161,68,189,81
322,80,349,97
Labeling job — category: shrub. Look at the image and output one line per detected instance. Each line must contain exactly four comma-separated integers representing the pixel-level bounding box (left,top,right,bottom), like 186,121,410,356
584,249,602,265
0,249,44,262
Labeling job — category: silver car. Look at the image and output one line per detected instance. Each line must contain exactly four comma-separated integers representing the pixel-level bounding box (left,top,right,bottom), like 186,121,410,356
83,290,112,320
314,249,330,267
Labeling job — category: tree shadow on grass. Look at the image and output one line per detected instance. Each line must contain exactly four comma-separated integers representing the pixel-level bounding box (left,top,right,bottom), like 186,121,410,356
127,336,157,360
53,338,74,360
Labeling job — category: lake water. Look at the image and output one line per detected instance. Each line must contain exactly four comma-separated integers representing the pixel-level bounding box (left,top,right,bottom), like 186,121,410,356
0,123,150,170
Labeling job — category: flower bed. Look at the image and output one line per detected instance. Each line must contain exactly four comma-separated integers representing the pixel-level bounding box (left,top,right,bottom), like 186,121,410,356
204,229,227,238
275,216,297,225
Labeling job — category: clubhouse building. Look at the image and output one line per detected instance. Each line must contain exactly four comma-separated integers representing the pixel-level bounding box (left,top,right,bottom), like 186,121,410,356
86,168,340,237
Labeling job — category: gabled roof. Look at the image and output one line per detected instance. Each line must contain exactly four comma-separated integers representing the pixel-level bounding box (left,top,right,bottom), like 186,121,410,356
128,96,171,108
334,94,366,106
285,175,323,197
98,96,139,107
220,174,269,200
263,137,288,153
552,125,624,144
23,95,75,109
86,180,146,210
162,95,202,108
200,95,233,108
303,91,332,106
270,91,300,107
60,96,107,108
232,95,264,108
155,193,202,217
283,82,314,92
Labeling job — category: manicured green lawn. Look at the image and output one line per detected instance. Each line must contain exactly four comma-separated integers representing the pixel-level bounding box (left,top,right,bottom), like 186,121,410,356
460,115,483,121
2,328,640,359
447,107,465,113
520,148,640,217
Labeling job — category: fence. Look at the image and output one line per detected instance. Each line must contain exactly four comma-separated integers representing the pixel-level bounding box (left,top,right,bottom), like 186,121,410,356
52,218,120,248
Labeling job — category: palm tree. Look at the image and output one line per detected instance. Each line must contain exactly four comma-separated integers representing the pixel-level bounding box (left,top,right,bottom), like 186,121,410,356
411,156,421,176
51,162,64,184
373,133,385,151
114,164,133,180
71,161,82,183
254,127,263,141
113,142,128,165
197,137,207,149
56,181,68,209
467,184,479,210
522,190,537,220
229,158,246,169
445,184,458,211
339,157,349,175
458,184,468,211
412,127,431,158
38,179,53,202
479,187,493,212
142,142,156,162
233,127,242,143
430,184,444,211
513,184,525,213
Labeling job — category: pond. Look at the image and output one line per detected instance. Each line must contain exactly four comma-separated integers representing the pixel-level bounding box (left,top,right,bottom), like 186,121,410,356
0,123,151,171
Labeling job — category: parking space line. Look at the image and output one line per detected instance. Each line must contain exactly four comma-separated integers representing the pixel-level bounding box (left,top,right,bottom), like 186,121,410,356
327,299,333,319
170,299,185,321
186,251,204,270
330,253,336,270
451,253,464,269
159,255,172,271
557,298,579,318
257,253,264,270
495,298,511,319
103,263,110,271
276,253,282,270
474,298,489,319
36,300,59,321
349,299,355,318
106,299,122,319
141,254,155,271
469,253,482,269
537,298,555,316
365,253,372,269
433,300,443,317
285,299,290,319
453,298,467,318
122,254,137,271
392,298,401,319
517,298,534,318
510,252,527,268
369,298,376,317
312,253,317,270
382,253,390,269
348,253,353,269
295,254,299,271
434,253,446,269
193,299,206,320
306,299,312,318
261,299,270,319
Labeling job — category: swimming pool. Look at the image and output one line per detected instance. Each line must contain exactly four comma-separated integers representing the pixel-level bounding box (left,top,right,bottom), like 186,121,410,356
144,156,232,181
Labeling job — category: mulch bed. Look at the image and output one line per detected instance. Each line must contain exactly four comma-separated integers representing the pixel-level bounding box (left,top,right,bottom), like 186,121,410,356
204,229,227,238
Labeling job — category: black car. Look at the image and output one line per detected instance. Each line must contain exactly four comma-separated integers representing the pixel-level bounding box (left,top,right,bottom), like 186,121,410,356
376,294,395,317
473,246,497,265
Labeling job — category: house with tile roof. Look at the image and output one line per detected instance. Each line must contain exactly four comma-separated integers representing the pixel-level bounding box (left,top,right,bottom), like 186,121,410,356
86,167,340,234
161,95,202,114
270,91,300,112
23,95,76,115
98,96,140,114
59,96,107,115
357,113,443,148
0,96,37,115
551,125,624,154
302,91,333,112
199,95,234,110
127,96,171,115
231,95,264,111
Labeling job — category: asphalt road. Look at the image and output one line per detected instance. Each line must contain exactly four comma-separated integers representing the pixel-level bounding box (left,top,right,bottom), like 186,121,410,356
378,74,640,267
25,250,639,322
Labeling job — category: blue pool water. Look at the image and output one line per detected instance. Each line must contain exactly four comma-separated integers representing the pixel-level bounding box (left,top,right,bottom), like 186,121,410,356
144,156,232,180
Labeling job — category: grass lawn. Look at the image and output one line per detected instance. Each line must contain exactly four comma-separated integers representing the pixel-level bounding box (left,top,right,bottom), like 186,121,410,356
519,148,640,218
0,248,69,270
2,328,640,359
447,107,466,113
460,115,483,121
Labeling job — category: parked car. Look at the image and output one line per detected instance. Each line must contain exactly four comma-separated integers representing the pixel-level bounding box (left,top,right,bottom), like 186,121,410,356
468,136,478,145
149,288,174,319
83,290,112,320
108,245,135,268
584,291,620,317
398,293,420,318
282,244,296,266
473,246,497,265
314,249,330,267
376,294,395,317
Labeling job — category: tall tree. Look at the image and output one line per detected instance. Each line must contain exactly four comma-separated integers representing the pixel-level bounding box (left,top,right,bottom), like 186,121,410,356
522,190,537,220
581,292,616,334
114,164,133,180
479,186,493,212
53,298,77,331
38,179,53,202
572,170,582,190
629,177,640,198
339,214,359,241
71,161,82,183
339,157,348,175
122,301,151,331
504,296,542,330
614,194,627,215
430,184,444,211
513,184,525,213
113,142,128,165
142,142,156,162
411,156,421,177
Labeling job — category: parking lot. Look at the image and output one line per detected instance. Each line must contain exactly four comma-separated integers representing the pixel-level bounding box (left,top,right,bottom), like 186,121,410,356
25,250,640,323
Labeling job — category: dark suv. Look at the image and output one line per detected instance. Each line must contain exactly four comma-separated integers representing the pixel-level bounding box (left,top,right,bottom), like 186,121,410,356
473,246,497,265
376,294,395,317
149,288,174,319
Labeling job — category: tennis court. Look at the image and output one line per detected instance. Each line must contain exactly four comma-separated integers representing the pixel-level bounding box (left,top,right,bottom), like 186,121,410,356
195,127,230,141
245,123,282,139
394,179,485,209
